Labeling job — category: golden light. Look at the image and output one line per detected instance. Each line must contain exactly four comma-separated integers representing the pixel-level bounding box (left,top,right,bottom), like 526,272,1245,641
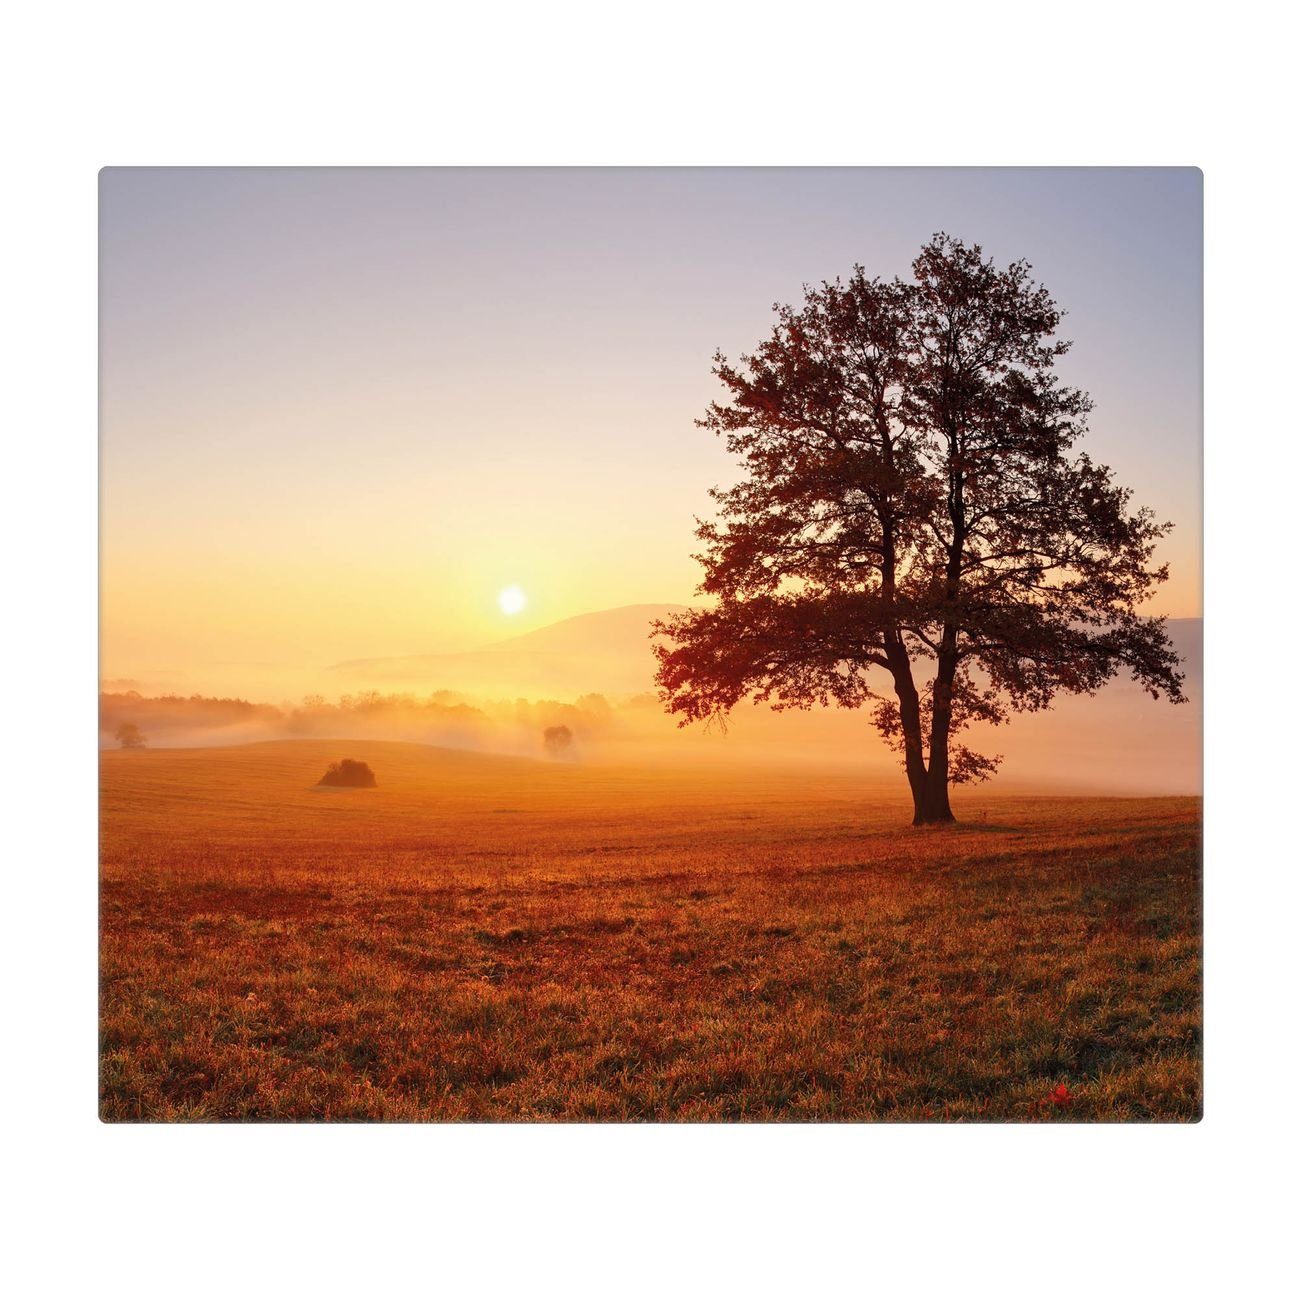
497,585,527,616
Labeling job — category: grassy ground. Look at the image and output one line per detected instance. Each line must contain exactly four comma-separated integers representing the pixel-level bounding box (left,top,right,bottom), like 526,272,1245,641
100,739,1201,1121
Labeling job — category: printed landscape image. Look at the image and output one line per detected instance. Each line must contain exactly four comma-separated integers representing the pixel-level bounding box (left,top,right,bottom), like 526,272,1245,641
100,168,1202,1121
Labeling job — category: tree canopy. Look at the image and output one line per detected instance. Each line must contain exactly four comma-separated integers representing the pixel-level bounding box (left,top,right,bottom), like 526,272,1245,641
114,722,146,750
654,235,1185,824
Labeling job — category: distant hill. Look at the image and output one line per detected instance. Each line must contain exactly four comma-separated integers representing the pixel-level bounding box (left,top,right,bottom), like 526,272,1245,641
480,604,690,659
333,605,1198,692
330,603,689,696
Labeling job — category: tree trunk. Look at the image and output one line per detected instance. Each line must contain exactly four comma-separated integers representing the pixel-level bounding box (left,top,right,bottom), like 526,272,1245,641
912,768,955,825
886,640,931,823
889,663,956,824
915,635,958,826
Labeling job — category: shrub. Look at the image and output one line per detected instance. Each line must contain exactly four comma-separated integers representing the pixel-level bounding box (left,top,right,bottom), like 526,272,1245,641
318,759,377,788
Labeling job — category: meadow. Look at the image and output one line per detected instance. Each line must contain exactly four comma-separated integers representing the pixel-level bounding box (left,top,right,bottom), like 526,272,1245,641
100,739,1201,1121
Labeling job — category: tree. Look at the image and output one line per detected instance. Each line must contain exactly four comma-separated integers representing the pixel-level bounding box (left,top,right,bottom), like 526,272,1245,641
542,724,574,757
115,722,146,750
653,235,1185,825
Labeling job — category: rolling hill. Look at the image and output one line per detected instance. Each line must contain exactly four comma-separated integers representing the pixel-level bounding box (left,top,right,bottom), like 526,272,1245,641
330,603,688,696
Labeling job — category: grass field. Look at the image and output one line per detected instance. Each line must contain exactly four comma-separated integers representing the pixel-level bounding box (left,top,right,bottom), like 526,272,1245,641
100,739,1201,1121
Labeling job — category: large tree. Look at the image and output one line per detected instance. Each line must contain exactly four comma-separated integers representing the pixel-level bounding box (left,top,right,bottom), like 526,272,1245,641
653,235,1185,824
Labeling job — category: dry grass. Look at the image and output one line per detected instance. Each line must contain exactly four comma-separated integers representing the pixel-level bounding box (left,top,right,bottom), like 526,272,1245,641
101,739,1200,1121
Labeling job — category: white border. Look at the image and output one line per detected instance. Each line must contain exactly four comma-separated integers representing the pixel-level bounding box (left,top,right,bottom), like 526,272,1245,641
3,2,1294,1295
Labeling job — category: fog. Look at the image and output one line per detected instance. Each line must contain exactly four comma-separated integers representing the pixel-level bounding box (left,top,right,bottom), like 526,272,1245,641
100,671,1200,798
101,606,1200,793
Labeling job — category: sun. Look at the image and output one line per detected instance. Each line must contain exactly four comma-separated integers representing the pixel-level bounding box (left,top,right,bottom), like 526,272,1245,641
497,585,527,616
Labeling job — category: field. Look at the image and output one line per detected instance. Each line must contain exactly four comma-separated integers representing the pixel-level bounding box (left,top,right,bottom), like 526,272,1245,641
100,739,1201,1121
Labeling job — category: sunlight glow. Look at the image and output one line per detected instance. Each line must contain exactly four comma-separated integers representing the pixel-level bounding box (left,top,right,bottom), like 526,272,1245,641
497,585,527,616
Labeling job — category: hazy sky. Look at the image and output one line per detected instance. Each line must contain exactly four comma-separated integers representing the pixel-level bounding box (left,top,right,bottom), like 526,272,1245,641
101,168,1201,678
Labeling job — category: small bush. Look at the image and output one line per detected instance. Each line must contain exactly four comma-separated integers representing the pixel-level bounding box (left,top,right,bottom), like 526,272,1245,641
318,759,377,788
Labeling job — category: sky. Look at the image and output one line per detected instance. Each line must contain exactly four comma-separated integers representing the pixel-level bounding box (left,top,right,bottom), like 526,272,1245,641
101,168,1202,681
